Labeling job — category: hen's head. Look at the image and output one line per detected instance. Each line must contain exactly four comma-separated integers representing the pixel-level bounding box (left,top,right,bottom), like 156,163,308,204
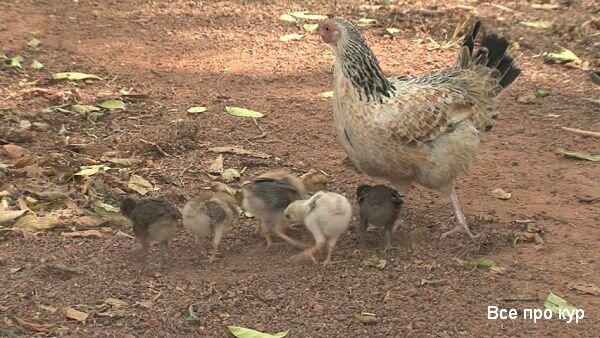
318,17,363,48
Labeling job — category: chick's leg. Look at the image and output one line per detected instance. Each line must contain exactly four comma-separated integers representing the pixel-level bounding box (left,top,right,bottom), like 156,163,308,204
440,188,480,239
383,222,394,252
194,235,208,257
357,216,368,249
158,240,169,268
322,238,339,267
209,225,224,263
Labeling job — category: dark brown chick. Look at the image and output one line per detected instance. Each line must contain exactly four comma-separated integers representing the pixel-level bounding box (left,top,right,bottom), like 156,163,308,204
120,197,179,267
356,184,403,252
242,169,308,248
182,191,238,262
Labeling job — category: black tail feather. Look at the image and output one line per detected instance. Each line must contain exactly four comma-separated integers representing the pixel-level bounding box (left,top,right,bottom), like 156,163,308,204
462,21,521,90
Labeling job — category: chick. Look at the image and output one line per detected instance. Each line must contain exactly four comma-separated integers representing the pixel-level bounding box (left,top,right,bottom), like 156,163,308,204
242,169,307,248
182,191,237,262
356,184,404,252
120,197,179,267
285,191,352,266
300,169,329,194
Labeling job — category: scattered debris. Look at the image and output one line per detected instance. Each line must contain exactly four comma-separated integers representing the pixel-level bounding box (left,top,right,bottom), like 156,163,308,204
227,326,289,338
225,106,264,118
560,150,600,162
63,307,89,322
279,34,304,42
362,256,387,269
208,146,271,159
560,127,600,139
187,106,207,114
128,174,154,195
52,72,102,81
544,291,576,316
354,313,379,325
60,230,103,238
492,188,512,200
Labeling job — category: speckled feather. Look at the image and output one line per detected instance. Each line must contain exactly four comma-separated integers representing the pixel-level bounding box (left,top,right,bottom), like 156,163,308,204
329,18,521,193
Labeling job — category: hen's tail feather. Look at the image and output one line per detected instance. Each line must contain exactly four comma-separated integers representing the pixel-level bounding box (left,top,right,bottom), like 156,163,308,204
460,21,521,90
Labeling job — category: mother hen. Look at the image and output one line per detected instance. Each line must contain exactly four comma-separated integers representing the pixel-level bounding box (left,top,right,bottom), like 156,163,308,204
318,18,521,239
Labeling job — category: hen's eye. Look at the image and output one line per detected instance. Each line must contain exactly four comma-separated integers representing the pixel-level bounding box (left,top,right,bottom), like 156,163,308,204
325,27,330,31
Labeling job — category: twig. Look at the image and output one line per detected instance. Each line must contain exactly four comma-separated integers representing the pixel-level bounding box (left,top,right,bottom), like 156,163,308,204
497,296,540,302
250,118,267,140
179,162,195,187
561,126,600,139
139,138,173,157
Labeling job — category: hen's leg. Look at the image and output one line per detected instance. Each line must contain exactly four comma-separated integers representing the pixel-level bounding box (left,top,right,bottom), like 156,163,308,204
322,238,338,267
440,188,480,239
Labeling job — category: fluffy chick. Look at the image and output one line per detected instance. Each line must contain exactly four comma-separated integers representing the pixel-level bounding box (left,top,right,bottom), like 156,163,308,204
242,169,307,248
182,191,238,262
285,191,352,266
120,197,179,267
300,169,329,194
356,184,404,252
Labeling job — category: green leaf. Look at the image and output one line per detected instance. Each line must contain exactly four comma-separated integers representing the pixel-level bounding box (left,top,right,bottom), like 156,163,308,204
72,104,101,114
52,72,102,81
98,99,125,110
74,165,110,177
473,258,496,268
386,27,400,35
279,14,296,23
519,21,553,29
279,34,304,42
27,38,41,47
290,12,327,20
227,326,289,338
534,88,550,98
225,106,264,118
30,60,44,70
544,291,576,316
9,56,23,69
99,203,119,213
187,106,207,114
542,49,580,63
560,150,600,162
303,24,319,33
320,91,334,98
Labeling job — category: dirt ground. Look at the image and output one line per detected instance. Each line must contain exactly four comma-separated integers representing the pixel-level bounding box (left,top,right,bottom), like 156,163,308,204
1,0,599,337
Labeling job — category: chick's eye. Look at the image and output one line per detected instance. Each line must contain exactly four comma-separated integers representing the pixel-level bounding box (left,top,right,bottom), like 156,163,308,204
325,26,330,31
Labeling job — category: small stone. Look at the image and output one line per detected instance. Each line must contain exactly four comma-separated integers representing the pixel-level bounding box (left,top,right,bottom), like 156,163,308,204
32,122,50,131
19,120,32,130
3,144,25,158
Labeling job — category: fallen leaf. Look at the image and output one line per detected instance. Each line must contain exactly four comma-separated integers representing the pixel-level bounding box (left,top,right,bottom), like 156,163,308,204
0,209,28,225
363,256,387,269
420,278,448,286
320,91,334,98
104,298,129,308
534,88,550,98
519,21,553,29
560,150,600,162
30,60,44,70
187,106,207,114
354,314,379,325
63,307,89,322
115,230,134,239
492,188,512,200
3,144,26,159
289,12,327,20
103,157,142,167
473,258,496,268
76,215,105,227
544,291,576,316
357,18,377,26
128,174,154,195
14,214,60,232
72,104,101,114
516,94,536,104
38,304,58,313
303,24,319,33
27,38,41,47
567,283,600,296
52,72,102,81
222,168,241,183
387,28,401,36
279,13,296,23
279,34,304,42
489,266,507,274
13,317,54,333
531,3,560,10
60,230,103,238
8,55,23,69
225,106,264,118
74,165,110,177
542,49,580,63
227,326,289,338
98,99,125,110
98,203,119,213
208,154,224,174
208,146,271,159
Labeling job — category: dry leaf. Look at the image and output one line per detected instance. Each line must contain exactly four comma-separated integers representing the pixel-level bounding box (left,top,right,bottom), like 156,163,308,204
104,298,129,308
14,317,55,333
3,144,25,159
116,230,134,239
208,146,271,159
208,154,224,174
38,304,58,313
567,283,599,296
63,307,89,322
222,168,241,183
103,157,142,166
60,230,103,238
363,256,387,269
354,313,379,325
128,175,154,195
492,188,512,200
0,209,28,225
14,214,61,232
490,266,507,274
76,215,105,227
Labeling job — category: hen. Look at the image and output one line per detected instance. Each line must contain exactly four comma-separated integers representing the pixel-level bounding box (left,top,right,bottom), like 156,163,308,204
319,18,521,239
